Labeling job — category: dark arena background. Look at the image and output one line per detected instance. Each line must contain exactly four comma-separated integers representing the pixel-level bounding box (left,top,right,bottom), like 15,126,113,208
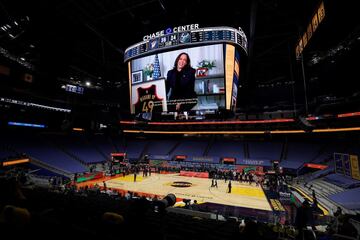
1,1,360,239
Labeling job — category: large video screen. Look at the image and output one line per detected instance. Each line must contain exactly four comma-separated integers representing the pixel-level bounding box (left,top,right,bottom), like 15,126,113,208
129,44,225,114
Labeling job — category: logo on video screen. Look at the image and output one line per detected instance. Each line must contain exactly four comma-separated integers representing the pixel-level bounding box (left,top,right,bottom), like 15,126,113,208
149,39,159,50
179,32,191,44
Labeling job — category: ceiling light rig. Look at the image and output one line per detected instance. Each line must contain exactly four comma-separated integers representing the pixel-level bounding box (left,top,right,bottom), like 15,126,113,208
0,16,33,69
308,28,360,66
0,46,34,70
0,16,30,40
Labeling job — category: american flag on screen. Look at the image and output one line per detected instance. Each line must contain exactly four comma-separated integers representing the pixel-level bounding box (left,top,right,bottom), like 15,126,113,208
153,54,161,80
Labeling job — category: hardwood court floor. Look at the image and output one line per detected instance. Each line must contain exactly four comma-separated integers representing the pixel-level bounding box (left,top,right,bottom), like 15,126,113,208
105,173,272,211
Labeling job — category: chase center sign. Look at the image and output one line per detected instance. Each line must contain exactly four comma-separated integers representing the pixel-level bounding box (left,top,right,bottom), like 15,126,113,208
143,24,199,41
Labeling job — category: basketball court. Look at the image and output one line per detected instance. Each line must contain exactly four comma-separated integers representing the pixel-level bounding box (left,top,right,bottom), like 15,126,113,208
102,173,272,211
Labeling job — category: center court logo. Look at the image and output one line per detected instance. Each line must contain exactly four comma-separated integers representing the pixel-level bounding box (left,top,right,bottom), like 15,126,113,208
170,181,192,188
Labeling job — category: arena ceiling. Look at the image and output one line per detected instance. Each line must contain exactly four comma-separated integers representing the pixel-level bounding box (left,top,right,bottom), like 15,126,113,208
0,0,359,112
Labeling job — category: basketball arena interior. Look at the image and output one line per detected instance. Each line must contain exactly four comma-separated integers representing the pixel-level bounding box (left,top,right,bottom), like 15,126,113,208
1,1,360,239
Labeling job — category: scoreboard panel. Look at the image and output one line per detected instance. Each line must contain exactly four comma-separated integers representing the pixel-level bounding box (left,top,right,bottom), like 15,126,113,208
124,26,247,62
125,25,247,116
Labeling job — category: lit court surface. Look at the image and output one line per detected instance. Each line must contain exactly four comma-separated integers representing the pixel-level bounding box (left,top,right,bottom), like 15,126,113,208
104,173,272,211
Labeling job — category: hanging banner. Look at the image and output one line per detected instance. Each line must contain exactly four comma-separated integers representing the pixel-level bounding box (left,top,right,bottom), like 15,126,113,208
350,155,360,180
334,153,345,174
343,154,351,177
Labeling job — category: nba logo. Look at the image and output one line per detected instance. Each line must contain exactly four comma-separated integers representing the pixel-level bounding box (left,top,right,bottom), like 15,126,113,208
150,40,158,49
